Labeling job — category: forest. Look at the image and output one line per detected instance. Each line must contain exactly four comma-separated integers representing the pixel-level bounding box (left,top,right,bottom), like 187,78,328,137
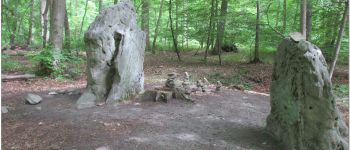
1,0,349,149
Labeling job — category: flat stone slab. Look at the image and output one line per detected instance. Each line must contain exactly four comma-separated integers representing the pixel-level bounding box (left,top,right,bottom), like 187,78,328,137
25,93,42,105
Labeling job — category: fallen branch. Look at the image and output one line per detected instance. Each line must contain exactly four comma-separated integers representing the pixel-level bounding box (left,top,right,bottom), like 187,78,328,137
2,74,36,81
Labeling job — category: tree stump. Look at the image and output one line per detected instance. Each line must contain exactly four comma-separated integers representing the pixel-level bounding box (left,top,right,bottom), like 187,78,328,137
266,37,348,149
77,0,145,109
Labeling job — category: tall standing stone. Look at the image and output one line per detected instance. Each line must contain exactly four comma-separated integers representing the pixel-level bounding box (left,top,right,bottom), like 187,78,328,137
266,36,348,150
77,0,146,109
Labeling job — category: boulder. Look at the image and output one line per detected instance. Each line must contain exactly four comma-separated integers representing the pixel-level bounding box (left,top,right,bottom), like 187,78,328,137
25,93,42,105
77,0,145,109
266,37,348,150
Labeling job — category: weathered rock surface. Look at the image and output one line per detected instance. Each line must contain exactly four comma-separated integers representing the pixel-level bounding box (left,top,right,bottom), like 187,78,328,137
77,0,145,109
25,93,42,105
266,38,348,150
2,106,9,114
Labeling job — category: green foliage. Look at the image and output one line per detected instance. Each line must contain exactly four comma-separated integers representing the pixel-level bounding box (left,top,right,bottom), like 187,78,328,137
333,84,349,98
207,71,252,90
26,47,84,79
1,54,23,72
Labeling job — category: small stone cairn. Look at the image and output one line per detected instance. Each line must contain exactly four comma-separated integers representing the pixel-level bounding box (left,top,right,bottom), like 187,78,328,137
142,72,223,103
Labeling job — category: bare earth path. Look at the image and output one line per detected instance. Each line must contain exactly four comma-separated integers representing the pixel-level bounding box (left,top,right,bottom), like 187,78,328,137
2,85,279,149
2,52,347,149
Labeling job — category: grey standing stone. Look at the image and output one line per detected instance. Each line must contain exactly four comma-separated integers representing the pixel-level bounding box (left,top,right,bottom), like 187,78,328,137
77,0,146,109
25,93,42,105
266,37,348,150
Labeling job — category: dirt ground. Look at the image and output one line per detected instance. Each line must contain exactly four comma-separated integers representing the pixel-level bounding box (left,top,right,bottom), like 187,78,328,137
1,52,348,149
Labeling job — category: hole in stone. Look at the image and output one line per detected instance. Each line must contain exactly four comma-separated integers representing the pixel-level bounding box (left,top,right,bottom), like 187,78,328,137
335,117,338,121
104,32,122,98
309,106,313,110
284,106,287,110
331,100,334,104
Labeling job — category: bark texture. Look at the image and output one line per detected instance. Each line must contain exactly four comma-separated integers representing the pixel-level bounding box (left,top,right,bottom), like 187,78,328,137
77,0,146,109
266,36,348,150
49,0,65,50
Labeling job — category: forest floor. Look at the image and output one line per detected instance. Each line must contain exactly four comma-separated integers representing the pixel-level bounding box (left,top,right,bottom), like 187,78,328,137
1,51,349,149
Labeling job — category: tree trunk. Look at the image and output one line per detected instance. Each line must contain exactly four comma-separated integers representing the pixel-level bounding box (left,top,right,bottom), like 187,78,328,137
282,0,287,32
300,0,307,38
275,0,280,28
79,0,89,38
169,0,181,61
41,0,51,48
214,0,228,65
9,2,18,49
306,0,312,41
27,0,35,46
329,1,348,79
252,0,261,63
204,0,215,62
99,0,103,12
210,0,218,50
141,0,150,51
49,0,66,69
151,0,164,54
64,7,71,50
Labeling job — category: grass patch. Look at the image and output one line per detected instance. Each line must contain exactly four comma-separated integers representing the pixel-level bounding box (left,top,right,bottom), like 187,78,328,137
207,71,252,90
1,54,28,72
333,84,349,98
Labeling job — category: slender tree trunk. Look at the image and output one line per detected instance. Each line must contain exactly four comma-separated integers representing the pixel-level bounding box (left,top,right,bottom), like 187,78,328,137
210,0,218,50
64,7,71,50
141,0,150,51
49,0,66,70
300,0,307,38
27,0,35,46
175,0,178,45
185,0,189,48
9,2,18,49
306,0,312,41
152,0,164,54
42,0,51,48
275,0,280,28
253,0,261,63
329,1,348,79
79,0,89,38
214,0,228,65
204,0,215,62
169,0,181,61
99,0,103,12
282,0,287,32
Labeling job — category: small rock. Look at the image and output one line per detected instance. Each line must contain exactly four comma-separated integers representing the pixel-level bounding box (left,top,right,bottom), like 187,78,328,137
95,146,112,150
38,122,44,125
35,106,42,110
203,78,210,84
25,93,42,105
103,122,113,126
2,106,9,114
48,91,58,95
216,81,223,91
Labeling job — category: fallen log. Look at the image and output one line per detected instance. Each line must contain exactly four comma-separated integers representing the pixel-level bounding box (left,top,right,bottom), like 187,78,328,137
2,74,36,81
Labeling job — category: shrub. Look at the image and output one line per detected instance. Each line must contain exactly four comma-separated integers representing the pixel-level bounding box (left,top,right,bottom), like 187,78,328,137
26,47,84,79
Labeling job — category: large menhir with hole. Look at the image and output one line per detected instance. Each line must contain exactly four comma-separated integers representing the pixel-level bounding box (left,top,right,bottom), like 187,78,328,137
77,0,145,109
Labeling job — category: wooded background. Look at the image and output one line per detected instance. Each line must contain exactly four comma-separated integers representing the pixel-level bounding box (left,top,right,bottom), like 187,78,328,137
1,0,348,66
